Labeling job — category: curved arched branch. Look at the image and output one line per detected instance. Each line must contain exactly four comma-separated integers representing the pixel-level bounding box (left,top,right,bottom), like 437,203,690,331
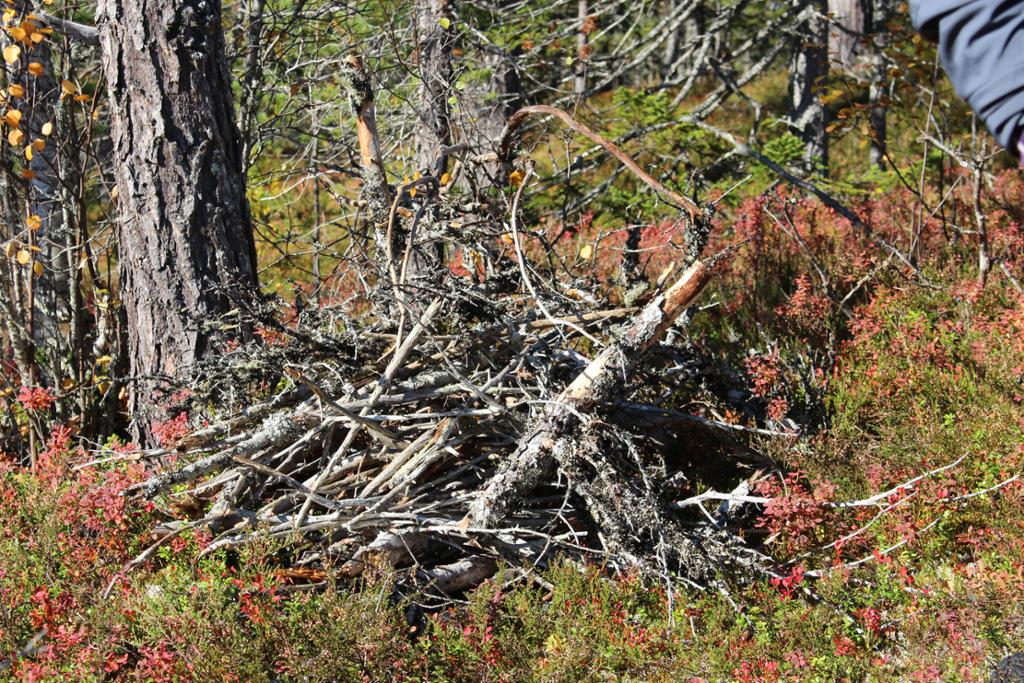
498,104,703,221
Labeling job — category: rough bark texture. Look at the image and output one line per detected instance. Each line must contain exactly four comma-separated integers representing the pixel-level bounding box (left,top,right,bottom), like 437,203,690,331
991,653,1024,683
97,0,260,430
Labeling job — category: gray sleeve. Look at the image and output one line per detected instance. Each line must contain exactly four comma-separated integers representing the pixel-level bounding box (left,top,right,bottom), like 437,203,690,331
909,0,1024,150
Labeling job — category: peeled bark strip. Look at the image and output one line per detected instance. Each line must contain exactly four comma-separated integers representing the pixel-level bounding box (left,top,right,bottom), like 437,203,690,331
469,260,712,528
341,54,392,251
97,0,259,430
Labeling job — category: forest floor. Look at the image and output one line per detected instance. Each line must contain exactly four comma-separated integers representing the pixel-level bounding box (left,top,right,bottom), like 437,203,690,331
3,178,1024,680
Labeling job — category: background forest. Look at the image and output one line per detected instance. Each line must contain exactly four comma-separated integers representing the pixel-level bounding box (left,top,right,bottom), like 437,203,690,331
1,0,1023,681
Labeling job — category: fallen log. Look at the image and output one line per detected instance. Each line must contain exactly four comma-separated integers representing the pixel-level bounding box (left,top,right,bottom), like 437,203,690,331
468,258,713,528
420,555,498,594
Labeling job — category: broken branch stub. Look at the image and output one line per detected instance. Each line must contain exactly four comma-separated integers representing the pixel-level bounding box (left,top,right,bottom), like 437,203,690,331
342,54,390,229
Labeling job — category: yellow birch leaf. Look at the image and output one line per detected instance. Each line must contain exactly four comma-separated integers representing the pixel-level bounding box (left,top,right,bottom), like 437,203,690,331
26,62,43,77
579,244,593,260
8,84,23,98
9,27,26,43
23,144,31,161
508,169,525,187
60,79,77,97
30,32,43,44
439,172,451,185
8,128,24,146
15,248,30,265
32,260,42,277
2,45,19,64
3,109,21,128
40,121,52,136
26,215,41,231
31,138,43,152
3,241,15,258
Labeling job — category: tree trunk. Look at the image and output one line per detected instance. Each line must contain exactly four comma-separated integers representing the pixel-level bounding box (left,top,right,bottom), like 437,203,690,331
828,0,891,170
463,51,523,192
414,0,453,176
867,0,894,170
406,0,452,283
97,0,260,436
828,0,866,70
12,34,72,369
789,0,829,173
574,0,588,96
661,0,704,82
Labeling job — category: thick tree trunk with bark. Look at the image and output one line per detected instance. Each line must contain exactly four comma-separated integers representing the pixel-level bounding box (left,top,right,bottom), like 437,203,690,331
97,0,260,432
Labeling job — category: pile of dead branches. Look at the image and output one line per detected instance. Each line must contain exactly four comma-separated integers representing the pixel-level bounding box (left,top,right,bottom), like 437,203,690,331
128,256,770,589
117,59,779,598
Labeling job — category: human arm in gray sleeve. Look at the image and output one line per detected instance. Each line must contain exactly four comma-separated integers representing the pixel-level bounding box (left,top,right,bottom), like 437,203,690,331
909,0,1024,152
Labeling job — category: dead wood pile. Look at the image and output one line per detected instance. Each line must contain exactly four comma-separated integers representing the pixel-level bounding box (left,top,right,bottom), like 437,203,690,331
123,56,777,597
